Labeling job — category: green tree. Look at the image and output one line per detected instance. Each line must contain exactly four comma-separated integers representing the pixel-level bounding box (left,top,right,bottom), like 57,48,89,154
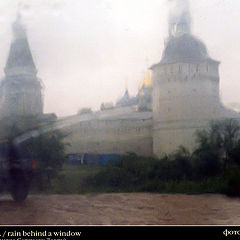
1,116,69,191
194,119,240,171
227,140,240,166
170,146,193,180
20,129,67,190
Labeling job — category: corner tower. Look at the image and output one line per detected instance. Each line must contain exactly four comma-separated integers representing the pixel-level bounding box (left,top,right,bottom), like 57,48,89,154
151,7,222,157
0,14,43,118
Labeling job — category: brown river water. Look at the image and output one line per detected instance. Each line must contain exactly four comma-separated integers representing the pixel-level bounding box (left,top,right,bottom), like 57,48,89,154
0,193,239,225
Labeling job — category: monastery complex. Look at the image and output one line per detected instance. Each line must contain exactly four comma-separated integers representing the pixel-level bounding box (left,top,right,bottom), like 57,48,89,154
0,8,239,158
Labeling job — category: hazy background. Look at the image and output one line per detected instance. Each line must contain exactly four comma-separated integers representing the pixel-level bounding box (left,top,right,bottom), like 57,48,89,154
0,0,239,117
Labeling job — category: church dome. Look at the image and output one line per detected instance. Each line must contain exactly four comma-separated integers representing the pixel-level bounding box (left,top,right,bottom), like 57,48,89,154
138,71,152,90
160,33,210,64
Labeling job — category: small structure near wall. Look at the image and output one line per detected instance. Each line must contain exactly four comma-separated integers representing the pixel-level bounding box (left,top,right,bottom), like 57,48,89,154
65,153,121,166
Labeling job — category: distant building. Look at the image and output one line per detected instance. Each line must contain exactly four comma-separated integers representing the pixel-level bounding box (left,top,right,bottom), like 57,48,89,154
116,89,137,107
77,108,93,115
116,71,152,111
100,102,114,111
137,71,152,112
0,14,43,118
0,14,56,137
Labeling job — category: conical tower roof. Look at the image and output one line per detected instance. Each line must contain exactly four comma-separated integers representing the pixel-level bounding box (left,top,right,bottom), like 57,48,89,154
4,14,37,76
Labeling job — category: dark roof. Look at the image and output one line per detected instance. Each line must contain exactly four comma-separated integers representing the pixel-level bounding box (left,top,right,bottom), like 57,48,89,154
116,89,138,107
4,16,37,75
151,34,219,68
5,37,36,72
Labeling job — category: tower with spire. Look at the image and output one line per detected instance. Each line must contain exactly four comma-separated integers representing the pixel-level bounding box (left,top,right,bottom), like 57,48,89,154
0,13,43,119
151,2,224,157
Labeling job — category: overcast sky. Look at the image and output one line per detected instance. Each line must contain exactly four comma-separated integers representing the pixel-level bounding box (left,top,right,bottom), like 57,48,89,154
0,0,239,117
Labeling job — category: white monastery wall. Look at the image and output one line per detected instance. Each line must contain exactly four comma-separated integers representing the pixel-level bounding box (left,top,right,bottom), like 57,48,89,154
63,116,153,156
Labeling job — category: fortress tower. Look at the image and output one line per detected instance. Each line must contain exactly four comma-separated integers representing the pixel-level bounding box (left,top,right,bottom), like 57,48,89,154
0,14,43,119
151,8,223,157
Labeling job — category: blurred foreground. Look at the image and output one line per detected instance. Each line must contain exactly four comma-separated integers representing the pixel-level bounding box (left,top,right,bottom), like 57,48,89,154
0,193,239,225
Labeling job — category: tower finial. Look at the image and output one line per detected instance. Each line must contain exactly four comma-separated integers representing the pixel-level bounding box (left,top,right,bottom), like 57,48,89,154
175,10,191,36
168,0,191,37
16,2,22,21
125,77,128,91
12,9,26,39
16,10,21,22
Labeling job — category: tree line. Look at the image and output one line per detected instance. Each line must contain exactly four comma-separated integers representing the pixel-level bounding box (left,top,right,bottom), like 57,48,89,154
7,117,240,195
84,118,240,195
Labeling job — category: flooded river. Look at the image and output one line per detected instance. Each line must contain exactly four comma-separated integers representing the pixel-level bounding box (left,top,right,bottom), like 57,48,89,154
0,193,239,225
